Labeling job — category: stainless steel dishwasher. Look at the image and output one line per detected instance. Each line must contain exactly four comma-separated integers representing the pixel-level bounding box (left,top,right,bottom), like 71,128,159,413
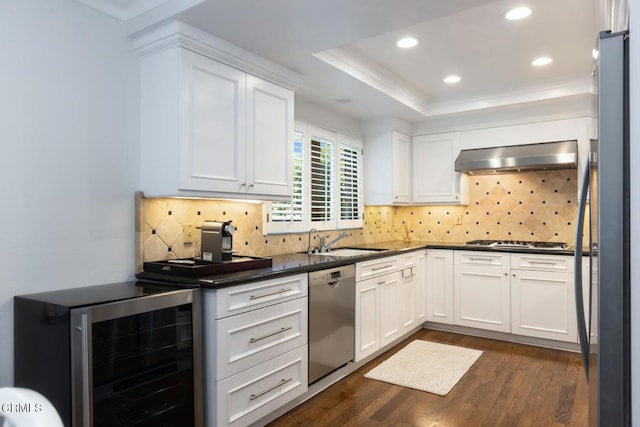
308,264,355,384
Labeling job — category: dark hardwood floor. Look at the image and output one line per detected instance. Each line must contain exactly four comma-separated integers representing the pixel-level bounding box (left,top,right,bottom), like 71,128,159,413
268,329,588,427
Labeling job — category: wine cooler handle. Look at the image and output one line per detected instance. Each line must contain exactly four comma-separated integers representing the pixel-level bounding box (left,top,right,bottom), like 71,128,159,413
80,314,92,426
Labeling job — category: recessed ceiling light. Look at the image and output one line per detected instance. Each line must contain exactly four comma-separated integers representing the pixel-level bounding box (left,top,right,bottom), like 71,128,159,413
397,37,418,48
531,57,552,66
444,75,461,84
505,6,532,20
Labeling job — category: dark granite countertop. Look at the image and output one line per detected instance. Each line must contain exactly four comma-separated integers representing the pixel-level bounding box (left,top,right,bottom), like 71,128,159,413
135,240,586,289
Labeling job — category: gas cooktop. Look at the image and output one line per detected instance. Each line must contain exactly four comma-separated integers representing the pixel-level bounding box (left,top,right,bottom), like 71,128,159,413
465,240,567,250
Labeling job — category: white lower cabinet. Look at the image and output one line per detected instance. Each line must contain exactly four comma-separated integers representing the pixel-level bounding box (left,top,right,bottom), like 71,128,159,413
355,276,380,361
215,298,308,380
378,273,403,348
398,250,427,332
204,273,308,426
429,249,579,343
510,254,577,342
355,251,426,362
355,271,402,362
215,345,308,426
453,252,511,333
426,249,454,324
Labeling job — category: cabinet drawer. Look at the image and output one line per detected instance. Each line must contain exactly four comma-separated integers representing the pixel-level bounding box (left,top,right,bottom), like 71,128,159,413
215,298,308,380
454,251,510,268
215,273,308,318
356,256,399,281
511,254,573,273
215,345,308,427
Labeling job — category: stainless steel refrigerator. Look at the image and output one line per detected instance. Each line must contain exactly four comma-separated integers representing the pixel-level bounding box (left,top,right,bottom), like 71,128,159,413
575,30,631,426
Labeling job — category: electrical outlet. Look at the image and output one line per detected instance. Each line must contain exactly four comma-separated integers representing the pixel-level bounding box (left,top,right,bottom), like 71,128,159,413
183,223,195,244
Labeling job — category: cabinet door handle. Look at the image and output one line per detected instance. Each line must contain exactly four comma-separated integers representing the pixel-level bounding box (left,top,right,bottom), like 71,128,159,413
371,265,393,271
240,183,247,187
250,378,293,401
468,257,494,262
248,183,254,188
249,288,292,300
249,326,293,343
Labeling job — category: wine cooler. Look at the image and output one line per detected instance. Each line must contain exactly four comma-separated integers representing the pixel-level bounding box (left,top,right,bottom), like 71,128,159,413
14,282,203,427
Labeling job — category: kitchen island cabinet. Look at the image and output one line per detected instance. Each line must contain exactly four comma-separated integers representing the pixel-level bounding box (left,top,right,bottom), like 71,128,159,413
137,24,296,200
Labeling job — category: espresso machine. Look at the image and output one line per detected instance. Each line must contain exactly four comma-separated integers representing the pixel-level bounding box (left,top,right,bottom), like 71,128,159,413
200,220,235,262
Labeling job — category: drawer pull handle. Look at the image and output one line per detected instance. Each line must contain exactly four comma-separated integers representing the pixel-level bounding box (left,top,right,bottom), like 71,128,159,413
249,288,292,300
371,265,393,271
250,378,293,401
468,257,494,262
249,327,293,344
528,261,557,266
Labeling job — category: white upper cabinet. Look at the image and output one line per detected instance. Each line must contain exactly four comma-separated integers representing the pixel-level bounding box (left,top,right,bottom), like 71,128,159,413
178,49,247,194
364,128,411,205
392,132,412,203
245,76,294,196
412,132,468,205
136,23,299,200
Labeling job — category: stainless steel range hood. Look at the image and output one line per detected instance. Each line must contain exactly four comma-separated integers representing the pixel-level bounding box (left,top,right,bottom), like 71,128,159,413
454,140,578,174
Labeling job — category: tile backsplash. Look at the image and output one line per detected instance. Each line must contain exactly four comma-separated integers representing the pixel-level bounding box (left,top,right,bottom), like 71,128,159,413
139,169,577,262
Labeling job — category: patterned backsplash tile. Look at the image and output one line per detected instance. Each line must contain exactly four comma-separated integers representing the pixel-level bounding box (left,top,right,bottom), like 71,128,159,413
139,169,577,262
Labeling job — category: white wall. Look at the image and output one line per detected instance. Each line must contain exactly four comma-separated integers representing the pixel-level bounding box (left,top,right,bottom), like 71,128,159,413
294,97,363,138
0,1,139,385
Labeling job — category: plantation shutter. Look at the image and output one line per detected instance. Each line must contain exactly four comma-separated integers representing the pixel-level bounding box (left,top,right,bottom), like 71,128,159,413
338,141,363,228
310,136,334,225
269,131,304,224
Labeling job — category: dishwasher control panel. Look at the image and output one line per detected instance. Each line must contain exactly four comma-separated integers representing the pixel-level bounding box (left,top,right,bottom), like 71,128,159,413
309,265,355,284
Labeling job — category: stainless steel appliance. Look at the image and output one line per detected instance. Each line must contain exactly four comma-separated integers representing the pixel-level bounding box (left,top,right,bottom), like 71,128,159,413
308,265,355,384
455,140,578,174
466,239,567,250
201,220,235,262
575,30,631,426
14,282,203,427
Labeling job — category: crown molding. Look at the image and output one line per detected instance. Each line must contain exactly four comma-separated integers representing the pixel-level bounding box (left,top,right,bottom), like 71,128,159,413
315,43,595,123
314,46,431,116
132,21,302,90
412,92,596,135
73,0,169,21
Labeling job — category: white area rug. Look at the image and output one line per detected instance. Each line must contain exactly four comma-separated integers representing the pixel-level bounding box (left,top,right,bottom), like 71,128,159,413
364,340,483,396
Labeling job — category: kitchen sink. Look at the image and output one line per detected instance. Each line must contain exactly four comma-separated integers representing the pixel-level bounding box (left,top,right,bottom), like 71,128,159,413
308,248,386,257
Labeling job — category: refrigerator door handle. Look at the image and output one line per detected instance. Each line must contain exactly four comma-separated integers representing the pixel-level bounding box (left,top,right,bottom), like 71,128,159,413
574,158,590,380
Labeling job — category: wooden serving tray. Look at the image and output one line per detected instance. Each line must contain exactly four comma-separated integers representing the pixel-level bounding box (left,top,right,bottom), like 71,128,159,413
144,256,272,277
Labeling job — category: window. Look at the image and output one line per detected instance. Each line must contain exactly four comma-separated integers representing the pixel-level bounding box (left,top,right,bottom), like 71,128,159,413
269,131,304,225
264,123,363,234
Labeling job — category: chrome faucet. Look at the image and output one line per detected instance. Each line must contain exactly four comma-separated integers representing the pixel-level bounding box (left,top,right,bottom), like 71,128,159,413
319,231,348,252
307,228,320,254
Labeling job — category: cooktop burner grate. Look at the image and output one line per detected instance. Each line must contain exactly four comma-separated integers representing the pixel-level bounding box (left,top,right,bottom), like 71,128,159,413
466,240,567,250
